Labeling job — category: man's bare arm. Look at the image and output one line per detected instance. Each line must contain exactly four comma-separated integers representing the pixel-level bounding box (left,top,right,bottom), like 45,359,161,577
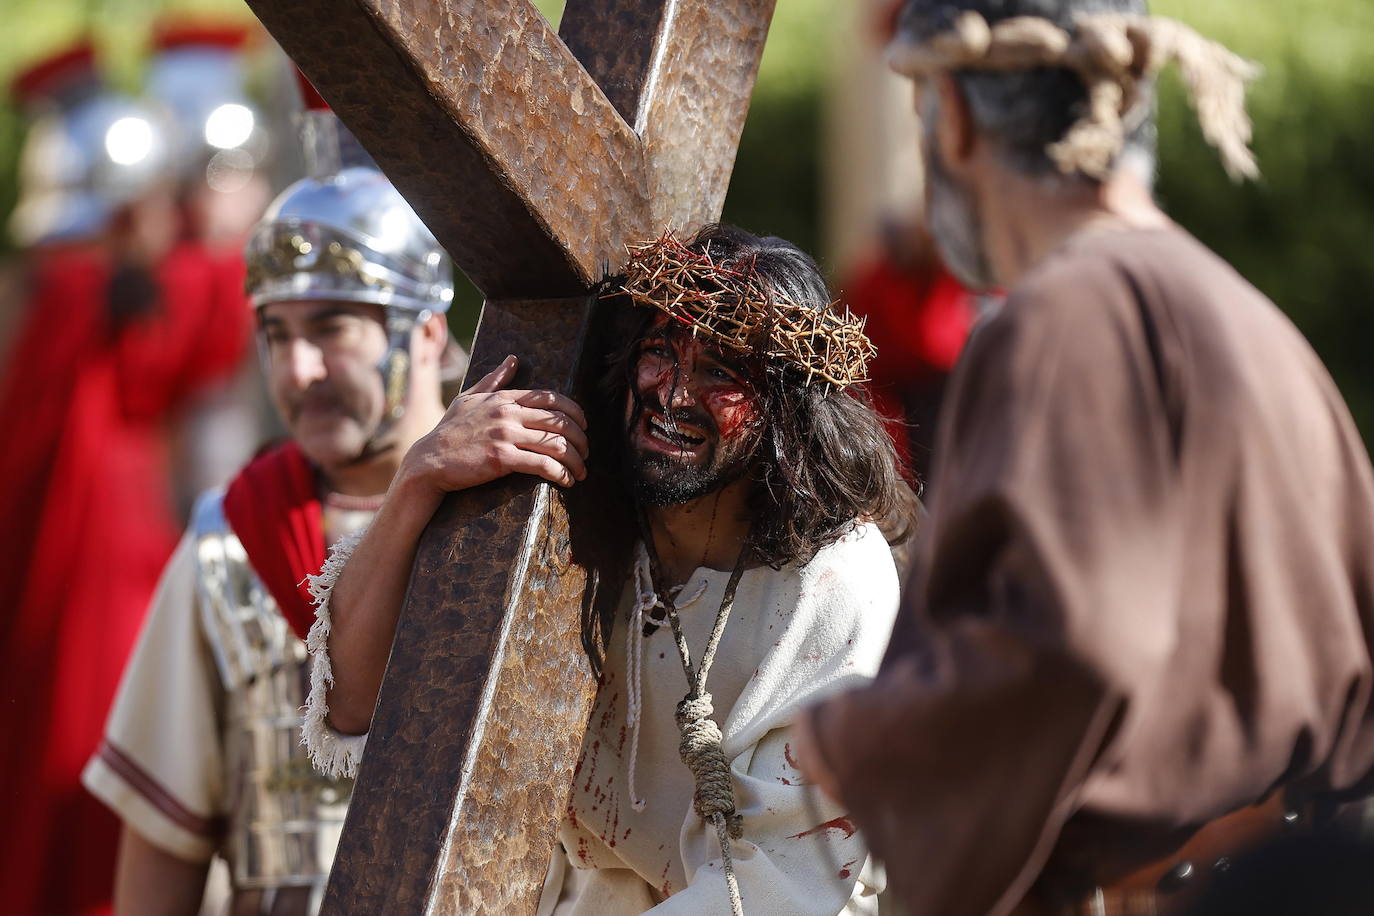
324,356,590,733
113,827,210,916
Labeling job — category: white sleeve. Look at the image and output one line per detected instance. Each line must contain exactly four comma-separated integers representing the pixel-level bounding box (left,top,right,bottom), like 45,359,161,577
302,529,369,778
81,534,225,863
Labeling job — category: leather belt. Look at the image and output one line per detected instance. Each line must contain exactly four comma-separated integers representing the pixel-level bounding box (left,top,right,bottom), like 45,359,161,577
1018,791,1308,916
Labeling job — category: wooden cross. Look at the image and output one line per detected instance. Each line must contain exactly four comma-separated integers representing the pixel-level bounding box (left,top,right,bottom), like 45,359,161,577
243,1,775,911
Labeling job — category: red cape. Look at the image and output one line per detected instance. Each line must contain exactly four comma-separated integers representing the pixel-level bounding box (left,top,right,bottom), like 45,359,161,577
223,441,326,642
0,242,249,915
846,254,975,387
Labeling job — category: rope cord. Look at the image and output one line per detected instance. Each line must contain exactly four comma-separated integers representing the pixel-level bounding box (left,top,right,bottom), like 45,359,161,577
638,513,750,916
626,571,649,813
626,554,708,813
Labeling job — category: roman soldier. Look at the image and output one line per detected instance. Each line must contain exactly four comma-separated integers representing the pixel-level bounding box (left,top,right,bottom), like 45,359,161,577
83,102,455,915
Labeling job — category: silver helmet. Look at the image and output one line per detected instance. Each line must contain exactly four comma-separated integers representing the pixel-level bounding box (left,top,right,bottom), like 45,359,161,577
245,170,452,314
245,109,453,425
10,67,171,247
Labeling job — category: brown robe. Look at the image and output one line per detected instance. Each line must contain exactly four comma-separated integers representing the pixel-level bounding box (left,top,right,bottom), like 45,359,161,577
806,225,1374,915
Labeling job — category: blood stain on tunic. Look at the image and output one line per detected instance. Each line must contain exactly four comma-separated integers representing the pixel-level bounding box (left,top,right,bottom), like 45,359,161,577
599,694,618,730
582,740,600,794
789,816,857,840
603,788,622,848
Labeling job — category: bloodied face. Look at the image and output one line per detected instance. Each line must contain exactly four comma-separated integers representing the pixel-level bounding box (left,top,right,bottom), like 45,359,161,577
625,317,764,506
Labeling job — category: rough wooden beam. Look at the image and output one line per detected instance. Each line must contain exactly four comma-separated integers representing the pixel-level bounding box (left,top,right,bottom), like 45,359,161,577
322,298,602,913
249,0,647,297
558,0,671,126
640,2,776,231
243,1,776,912
560,0,777,233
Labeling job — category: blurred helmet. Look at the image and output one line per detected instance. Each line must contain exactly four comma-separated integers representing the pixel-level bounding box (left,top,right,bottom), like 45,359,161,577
9,42,172,247
144,23,268,192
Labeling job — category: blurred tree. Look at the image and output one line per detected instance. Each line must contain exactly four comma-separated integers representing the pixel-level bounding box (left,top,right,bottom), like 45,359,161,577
1153,0,1374,438
721,0,830,260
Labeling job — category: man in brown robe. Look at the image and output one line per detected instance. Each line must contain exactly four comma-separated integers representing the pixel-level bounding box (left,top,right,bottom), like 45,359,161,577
795,2,1374,914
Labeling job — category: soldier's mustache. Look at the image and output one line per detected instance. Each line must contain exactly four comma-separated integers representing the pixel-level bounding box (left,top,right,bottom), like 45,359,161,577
289,384,349,421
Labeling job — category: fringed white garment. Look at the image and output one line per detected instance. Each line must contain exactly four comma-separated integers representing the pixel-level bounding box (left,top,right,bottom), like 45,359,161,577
297,521,898,916
302,528,369,779
541,523,899,916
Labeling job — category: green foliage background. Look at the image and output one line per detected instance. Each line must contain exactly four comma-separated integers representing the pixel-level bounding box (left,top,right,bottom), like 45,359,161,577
1,0,1371,437
1151,0,1374,436
719,0,829,260
727,0,1374,439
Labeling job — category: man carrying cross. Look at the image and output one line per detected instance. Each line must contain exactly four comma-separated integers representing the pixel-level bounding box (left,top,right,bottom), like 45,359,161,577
305,225,913,914
797,1,1374,914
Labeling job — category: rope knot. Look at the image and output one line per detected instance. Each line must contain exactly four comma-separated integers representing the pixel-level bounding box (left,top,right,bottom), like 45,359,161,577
635,530,749,914
675,692,743,839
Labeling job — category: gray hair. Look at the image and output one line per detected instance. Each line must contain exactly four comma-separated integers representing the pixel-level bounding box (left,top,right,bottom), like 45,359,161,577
897,0,1157,185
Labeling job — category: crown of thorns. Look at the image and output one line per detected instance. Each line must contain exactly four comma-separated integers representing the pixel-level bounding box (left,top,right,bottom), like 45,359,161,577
610,234,875,388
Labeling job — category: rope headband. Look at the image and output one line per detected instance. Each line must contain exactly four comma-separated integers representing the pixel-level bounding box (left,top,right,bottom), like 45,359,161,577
888,11,1261,181
612,233,876,389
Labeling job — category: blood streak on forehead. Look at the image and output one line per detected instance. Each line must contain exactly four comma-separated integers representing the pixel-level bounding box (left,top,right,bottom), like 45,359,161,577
641,313,753,380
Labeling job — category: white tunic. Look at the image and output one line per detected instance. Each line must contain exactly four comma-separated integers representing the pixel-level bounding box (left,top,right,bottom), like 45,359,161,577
83,491,372,877
306,522,899,916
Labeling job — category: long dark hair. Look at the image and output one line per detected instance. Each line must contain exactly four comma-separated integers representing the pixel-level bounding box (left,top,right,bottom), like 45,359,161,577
577,224,918,673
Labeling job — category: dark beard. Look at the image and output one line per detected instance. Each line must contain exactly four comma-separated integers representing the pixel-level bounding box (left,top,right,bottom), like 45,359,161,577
626,400,759,507
631,449,750,506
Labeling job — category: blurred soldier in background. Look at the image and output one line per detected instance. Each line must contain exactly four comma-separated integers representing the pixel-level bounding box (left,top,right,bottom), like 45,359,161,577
0,40,251,914
842,216,975,487
83,99,459,916
142,20,278,512
144,21,272,251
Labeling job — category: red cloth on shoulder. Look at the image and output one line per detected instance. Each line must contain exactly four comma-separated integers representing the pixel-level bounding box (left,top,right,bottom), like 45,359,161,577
222,441,326,642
